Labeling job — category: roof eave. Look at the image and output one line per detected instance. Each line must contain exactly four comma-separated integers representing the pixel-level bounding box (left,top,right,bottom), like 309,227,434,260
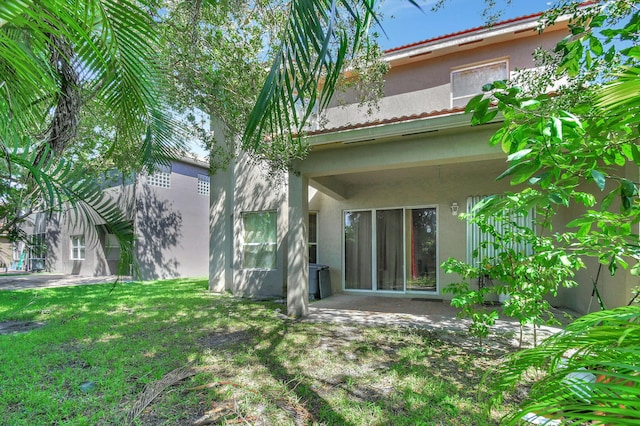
306,110,502,147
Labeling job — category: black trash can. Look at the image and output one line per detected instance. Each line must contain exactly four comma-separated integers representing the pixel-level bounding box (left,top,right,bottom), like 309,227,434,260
309,263,330,300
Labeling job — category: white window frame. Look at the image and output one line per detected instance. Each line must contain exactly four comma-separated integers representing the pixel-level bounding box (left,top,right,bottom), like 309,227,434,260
241,211,277,270
341,205,439,295
70,235,85,260
147,164,171,188
197,173,210,196
451,58,509,108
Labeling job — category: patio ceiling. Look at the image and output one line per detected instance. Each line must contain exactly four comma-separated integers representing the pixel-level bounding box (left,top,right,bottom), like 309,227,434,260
309,157,507,200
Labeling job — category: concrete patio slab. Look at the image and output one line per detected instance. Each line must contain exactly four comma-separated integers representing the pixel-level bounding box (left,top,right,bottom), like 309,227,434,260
305,293,580,348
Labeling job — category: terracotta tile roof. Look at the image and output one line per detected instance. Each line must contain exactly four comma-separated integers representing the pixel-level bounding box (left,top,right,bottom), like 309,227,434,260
306,106,467,137
306,2,594,138
384,0,598,54
384,12,544,54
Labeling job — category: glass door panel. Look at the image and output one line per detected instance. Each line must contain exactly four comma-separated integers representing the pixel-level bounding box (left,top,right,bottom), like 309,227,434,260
344,211,372,290
406,208,437,292
376,209,404,291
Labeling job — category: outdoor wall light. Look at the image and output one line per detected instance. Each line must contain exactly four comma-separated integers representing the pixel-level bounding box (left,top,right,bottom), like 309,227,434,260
450,202,459,216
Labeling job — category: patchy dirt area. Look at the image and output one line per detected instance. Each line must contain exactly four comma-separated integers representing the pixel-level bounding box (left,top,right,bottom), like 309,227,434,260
133,321,527,425
0,320,46,335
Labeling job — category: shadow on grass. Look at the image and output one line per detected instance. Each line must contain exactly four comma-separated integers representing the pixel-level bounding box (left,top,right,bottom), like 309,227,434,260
247,322,355,425
0,279,506,424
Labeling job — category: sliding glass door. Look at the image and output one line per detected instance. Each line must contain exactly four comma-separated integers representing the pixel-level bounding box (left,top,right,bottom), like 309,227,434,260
344,207,437,293
344,211,372,290
406,208,437,292
376,209,404,291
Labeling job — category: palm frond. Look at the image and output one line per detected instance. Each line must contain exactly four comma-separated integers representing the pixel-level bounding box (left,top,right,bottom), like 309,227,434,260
7,138,135,275
243,0,376,160
489,306,640,425
598,67,640,114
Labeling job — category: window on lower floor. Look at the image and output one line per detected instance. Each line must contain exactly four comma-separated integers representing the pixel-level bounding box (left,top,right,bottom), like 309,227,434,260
242,211,277,269
28,233,46,270
70,235,85,260
104,233,120,260
309,212,318,263
451,59,508,108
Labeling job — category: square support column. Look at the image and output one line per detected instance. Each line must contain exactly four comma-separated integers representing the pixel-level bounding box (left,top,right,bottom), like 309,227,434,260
287,172,309,317
209,116,233,293
209,167,232,292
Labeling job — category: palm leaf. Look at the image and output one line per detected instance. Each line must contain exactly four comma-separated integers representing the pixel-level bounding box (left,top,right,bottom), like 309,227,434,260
242,0,376,159
6,137,135,275
489,306,640,425
597,66,640,119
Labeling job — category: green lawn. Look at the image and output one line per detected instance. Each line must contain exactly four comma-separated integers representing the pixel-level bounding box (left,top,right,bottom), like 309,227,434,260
0,278,516,425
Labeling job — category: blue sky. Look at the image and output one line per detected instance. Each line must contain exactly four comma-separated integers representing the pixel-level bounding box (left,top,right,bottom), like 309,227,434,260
375,0,554,50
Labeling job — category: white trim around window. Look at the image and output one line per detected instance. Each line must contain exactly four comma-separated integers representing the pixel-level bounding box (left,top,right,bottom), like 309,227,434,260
451,58,509,108
241,211,277,270
70,235,85,260
342,205,439,295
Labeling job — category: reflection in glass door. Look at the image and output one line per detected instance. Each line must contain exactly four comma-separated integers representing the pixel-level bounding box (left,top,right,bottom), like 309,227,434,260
344,207,437,293
344,211,372,290
377,209,403,291
406,208,437,292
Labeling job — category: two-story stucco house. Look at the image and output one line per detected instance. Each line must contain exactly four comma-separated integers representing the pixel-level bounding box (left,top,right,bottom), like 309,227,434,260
209,12,637,317
24,156,210,280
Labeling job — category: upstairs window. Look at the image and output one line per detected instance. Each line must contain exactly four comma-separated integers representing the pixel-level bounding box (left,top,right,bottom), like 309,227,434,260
242,211,277,270
147,164,171,188
451,60,508,108
197,173,210,196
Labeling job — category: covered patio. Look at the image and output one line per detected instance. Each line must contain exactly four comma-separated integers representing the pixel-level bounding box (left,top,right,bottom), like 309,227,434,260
305,293,579,348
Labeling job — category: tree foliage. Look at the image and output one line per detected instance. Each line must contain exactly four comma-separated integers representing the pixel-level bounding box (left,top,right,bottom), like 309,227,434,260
441,1,640,422
157,0,385,172
0,0,185,272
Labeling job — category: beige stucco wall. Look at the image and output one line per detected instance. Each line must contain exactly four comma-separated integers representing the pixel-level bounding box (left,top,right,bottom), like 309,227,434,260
552,163,640,313
323,27,564,129
307,157,516,298
225,152,288,298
